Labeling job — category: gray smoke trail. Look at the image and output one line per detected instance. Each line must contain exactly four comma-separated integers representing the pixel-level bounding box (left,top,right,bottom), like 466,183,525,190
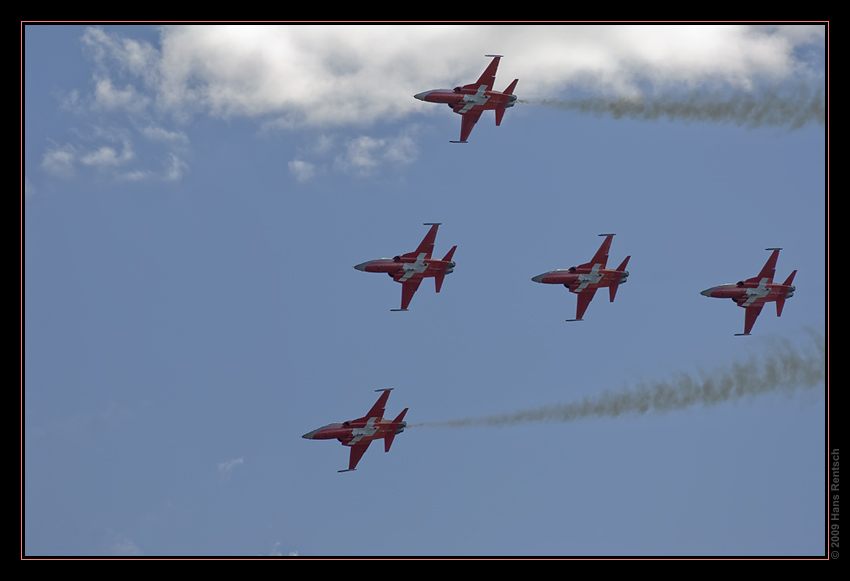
412,330,824,429
520,85,825,130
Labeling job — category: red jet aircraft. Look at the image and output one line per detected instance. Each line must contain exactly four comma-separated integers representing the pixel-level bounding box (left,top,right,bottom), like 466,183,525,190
354,223,456,311
414,55,518,143
532,234,631,321
700,248,797,336
302,389,408,472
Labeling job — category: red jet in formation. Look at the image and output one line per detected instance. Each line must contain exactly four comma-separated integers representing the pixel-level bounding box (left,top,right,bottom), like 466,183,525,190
354,223,457,311
532,234,631,321
302,389,408,472
701,248,797,335
414,55,519,143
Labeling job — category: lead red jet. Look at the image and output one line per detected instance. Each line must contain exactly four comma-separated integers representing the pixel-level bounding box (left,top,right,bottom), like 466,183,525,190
302,389,408,472
700,248,797,336
354,223,456,311
532,234,631,321
414,55,519,143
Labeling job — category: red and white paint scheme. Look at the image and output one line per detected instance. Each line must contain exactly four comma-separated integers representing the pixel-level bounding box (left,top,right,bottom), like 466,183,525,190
354,223,456,311
700,248,797,336
532,234,630,321
302,389,408,472
414,55,518,143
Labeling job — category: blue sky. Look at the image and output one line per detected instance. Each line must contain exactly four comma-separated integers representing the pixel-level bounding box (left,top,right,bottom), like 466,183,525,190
24,25,826,557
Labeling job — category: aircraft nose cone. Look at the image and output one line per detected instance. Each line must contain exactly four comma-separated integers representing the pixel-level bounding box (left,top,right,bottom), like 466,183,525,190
532,273,547,283
354,261,371,272
414,91,429,101
700,288,713,297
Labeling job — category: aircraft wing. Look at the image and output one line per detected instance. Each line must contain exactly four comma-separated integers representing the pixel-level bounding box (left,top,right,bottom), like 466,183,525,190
471,55,501,91
411,223,440,258
399,278,423,310
363,388,392,420
587,235,613,268
451,108,483,143
340,441,371,472
750,248,781,284
571,287,597,321
740,304,764,336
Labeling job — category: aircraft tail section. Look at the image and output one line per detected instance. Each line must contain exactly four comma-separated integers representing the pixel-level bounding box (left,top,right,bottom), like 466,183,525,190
435,245,457,293
776,270,797,317
384,408,409,453
442,245,457,263
435,273,445,293
782,269,797,287
495,79,519,126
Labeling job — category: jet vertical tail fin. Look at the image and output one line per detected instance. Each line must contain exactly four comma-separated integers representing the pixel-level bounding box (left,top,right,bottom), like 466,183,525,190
609,255,631,303
435,245,457,293
495,79,519,126
384,408,409,453
776,270,797,317
442,245,457,263
782,270,797,287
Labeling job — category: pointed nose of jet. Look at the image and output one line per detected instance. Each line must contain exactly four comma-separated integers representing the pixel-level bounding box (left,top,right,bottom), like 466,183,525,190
354,260,372,272
700,288,713,297
414,91,432,101
532,273,548,283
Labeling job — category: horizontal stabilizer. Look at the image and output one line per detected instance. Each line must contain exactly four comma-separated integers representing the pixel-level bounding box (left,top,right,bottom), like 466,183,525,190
435,273,445,293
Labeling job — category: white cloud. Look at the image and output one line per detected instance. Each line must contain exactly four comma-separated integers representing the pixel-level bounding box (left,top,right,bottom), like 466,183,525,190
107,530,143,556
76,25,824,129
80,139,134,168
164,153,188,181
41,143,77,177
217,457,243,477
288,159,316,182
140,124,190,144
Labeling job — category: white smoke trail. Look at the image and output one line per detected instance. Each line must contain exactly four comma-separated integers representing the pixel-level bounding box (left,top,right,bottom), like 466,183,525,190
412,330,824,429
520,85,825,130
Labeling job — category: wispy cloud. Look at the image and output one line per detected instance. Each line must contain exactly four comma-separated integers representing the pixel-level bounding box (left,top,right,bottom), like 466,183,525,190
107,529,143,556
41,142,77,178
288,159,316,182
74,25,823,126
45,25,824,186
217,457,244,478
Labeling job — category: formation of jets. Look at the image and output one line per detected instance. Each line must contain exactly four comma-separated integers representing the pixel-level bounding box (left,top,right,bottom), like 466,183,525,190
304,56,802,472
